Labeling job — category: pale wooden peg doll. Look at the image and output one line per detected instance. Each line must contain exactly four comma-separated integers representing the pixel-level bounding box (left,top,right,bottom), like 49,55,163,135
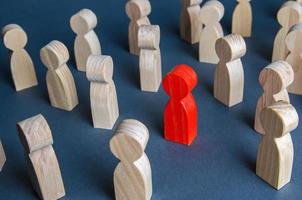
126,0,151,55
40,40,79,111
0,139,6,171
214,34,246,107
272,1,302,62
180,0,203,44
1,24,38,91
199,0,224,64
232,0,252,37
254,61,293,134
138,25,162,92
70,8,102,72
256,101,299,190
110,119,152,200
17,114,65,200
86,55,119,129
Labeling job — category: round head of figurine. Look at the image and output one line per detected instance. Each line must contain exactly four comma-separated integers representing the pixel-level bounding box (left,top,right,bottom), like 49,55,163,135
126,0,151,20
2,24,28,51
285,23,302,52
277,1,302,27
86,55,113,83
70,9,97,35
199,0,224,25
138,25,160,49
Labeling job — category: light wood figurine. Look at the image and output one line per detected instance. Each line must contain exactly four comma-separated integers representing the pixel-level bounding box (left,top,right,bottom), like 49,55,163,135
0,139,6,171
17,114,65,200
40,40,79,111
256,101,299,190
86,55,119,129
214,34,246,107
70,8,102,72
2,24,38,91
232,0,252,37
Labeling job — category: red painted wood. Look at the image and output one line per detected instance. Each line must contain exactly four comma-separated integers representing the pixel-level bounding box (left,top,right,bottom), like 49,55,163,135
163,64,198,145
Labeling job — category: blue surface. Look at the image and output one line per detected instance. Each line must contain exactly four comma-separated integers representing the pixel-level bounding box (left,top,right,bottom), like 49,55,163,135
0,0,302,199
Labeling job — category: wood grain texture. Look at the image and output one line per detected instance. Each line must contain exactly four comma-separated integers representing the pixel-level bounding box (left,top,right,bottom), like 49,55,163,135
70,9,101,72
86,55,119,129
17,114,65,200
180,0,203,44
214,34,246,107
199,0,224,64
2,24,38,91
232,0,252,37
126,0,151,55
256,102,298,190
40,40,79,111
110,119,152,200
272,1,302,62
0,140,6,172
138,25,162,92
254,61,293,134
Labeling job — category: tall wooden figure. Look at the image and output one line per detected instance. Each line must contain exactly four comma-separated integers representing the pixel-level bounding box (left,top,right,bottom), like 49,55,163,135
138,25,162,92
163,64,198,145
254,61,294,134
256,102,299,190
180,0,203,44
272,1,302,62
232,0,252,37
214,34,246,107
126,0,151,55
40,40,79,111
70,9,101,72
17,114,65,200
199,0,224,64
110,119,152,200
2,24,38,91
0,139,6,171
86,55,119,129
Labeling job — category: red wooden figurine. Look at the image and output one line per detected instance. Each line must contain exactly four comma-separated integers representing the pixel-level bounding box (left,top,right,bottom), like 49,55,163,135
163,64,198,145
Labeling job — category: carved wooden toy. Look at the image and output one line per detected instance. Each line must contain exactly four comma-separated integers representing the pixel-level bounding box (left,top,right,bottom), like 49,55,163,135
86,55,119,129
17,114,65,200
70,8,101,72
163,64,198,145
254,61,293,134
40,40,79,111
110,119,152,200
256,101,299,190
138,25,162,92
2,24,38,91
0,139,6,172
232,0,252,37
214,34,246,107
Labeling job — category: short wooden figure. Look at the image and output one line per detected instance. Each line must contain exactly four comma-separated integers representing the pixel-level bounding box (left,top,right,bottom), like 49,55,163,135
2,24,38,91
110,119,152,200
254,61,294,134
70,8,102,72
0,139,6,171
199,0,224,64
86,55,119,129
214,34,246,107
256,101,299,190
138,25,162,92
40,40,79,111
272,1,302,62
163,64,198,145
17,114,65,200
232,0,252,37
180,0,203,44
126,0,151,55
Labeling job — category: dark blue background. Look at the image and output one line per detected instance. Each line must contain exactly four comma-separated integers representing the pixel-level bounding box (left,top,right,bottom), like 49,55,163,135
0,0,301,199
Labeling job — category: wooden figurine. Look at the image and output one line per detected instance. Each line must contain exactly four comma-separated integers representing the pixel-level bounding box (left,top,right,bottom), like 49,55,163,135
256,101,299,190
214,34,246,107
199,0,224,64
2,24,38,91
110,119,152,200
232,0,252,37
138,25,162,92
40,40,79,111
126,0,151,55
254,61,294,135
163,64,198,145
180,0,203,44
86,55,119,129
272,1,302,62
286,23,302,94
17,114,65,200
0,139,6,171
70,8,102,72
